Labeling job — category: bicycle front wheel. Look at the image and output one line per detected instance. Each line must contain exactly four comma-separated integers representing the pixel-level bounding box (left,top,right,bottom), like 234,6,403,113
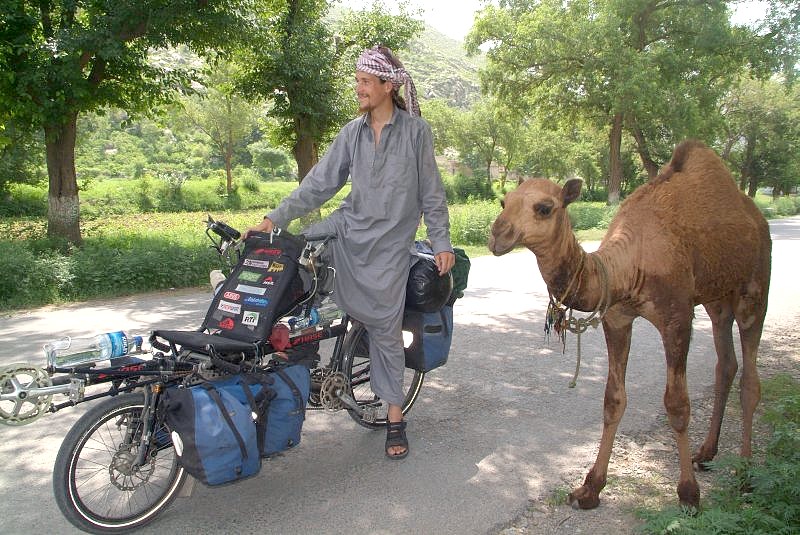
340,322,424,429
53,393,186,534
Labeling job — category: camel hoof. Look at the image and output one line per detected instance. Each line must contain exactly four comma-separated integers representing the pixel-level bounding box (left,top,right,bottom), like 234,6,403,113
677,480,700,509
568,486,600,510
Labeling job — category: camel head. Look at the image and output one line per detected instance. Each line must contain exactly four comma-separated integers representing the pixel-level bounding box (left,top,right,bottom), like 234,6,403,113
488,178,583,256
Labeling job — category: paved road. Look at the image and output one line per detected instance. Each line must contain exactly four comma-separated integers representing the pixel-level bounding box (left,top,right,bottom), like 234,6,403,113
1,217,798,535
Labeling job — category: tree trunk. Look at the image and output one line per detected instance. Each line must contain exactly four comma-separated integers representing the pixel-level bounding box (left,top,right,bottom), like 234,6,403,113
742,133,756,197
44,113,82,244
607,113,624,205
225,130,233,194
293,116,319,183
629,121,660,179
225,100,234,194
293,115,321,227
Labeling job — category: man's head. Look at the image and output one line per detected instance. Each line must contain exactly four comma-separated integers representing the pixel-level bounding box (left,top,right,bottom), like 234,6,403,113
355,70,394,115
355,46,420,117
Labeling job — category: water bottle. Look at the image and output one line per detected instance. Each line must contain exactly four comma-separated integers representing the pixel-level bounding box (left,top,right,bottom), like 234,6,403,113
288,308,320,332
315,297,343,327
45,331,143,368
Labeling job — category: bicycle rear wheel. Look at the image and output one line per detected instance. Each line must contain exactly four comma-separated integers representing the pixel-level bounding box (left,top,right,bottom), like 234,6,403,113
340,322,424,429
53,393,186,534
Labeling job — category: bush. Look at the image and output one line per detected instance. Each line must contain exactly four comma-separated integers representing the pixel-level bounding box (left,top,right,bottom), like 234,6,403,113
447,200,501,245
443,171,495,203
773,196,800,217
0,240,73,308
568,202,618,230
0,184,47,217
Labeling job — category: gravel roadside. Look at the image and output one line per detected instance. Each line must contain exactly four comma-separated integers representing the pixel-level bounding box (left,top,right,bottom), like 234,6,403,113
491,317,800,535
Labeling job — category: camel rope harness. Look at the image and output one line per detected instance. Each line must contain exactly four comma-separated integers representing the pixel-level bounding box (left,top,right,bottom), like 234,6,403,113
545,250,611,387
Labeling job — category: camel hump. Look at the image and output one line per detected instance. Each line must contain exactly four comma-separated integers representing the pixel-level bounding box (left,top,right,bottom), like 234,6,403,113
652,139,712,184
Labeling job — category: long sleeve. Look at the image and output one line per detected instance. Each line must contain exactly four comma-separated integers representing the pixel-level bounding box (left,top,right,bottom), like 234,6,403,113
266,127,353,228
416,119,453,255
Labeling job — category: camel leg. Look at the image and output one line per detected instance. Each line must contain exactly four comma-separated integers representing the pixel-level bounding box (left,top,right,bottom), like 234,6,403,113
736,303,765,458
661,315,700,508
568,311,633,510
693,301,738,469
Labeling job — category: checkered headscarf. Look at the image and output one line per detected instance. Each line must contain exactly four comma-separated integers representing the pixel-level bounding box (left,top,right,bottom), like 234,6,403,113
355,46,420,117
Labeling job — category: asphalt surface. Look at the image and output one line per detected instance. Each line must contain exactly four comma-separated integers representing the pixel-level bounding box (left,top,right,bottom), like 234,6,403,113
1,216,798,535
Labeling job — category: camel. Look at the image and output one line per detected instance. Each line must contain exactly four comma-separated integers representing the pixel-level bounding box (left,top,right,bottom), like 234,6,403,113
488,140,771,509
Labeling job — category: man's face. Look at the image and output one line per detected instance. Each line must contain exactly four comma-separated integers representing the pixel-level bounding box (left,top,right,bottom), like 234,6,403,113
355,71,392,113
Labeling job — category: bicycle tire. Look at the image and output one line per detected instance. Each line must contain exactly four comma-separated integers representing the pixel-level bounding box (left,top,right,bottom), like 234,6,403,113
340,322,424,429
53,393,186,534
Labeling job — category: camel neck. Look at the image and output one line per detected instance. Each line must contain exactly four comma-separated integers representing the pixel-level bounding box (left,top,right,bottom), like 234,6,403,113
537,233,606,313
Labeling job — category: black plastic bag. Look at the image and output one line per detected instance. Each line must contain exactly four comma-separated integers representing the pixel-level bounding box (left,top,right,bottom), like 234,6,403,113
405,255,453,313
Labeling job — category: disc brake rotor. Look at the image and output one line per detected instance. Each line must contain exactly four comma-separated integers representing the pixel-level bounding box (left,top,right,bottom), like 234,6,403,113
108,444,156,491
0,364,53,426
319,372,348,411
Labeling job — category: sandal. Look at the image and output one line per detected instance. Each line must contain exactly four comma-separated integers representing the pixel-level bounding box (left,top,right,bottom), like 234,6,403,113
385,420,409,460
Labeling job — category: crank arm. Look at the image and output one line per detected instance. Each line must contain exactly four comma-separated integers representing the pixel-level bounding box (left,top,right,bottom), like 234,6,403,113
335,390,381,423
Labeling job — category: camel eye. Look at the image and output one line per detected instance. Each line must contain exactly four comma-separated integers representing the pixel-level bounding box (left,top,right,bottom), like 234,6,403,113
534,202,553,217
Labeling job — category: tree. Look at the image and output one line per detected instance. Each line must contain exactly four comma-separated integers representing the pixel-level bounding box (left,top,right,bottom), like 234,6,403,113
721,76,800,197
455,98,504,186
177,62,260,194
248,140,294,180
237,0,423,183
0,1,248,243
467,0,745,204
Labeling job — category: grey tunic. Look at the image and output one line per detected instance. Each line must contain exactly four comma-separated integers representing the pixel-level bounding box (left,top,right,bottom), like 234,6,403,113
267,107,452,405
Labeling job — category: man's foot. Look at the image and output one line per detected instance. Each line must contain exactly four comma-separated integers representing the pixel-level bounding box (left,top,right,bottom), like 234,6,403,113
385,420,409,460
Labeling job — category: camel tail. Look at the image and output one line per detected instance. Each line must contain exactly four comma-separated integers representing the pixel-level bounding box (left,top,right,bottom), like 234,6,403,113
652,139,709,184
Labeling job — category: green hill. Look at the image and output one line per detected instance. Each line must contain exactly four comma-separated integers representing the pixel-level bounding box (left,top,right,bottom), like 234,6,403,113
402,25,483,109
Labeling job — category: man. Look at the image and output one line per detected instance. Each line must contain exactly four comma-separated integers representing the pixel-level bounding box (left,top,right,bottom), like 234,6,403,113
246,46,454,459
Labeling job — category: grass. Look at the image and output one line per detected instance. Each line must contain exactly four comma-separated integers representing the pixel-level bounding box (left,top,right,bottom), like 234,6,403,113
635,374,800,534
2,179,797,311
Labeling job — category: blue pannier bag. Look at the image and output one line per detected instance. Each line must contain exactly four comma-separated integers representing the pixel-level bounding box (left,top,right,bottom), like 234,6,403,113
403,305,454,372
162,374,274,486
263,364,311,456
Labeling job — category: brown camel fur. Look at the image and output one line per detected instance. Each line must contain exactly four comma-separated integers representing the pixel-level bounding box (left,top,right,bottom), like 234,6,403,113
488,140,771,509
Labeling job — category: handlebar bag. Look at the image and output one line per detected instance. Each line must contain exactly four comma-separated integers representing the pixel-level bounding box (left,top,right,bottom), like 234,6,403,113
402,305,454,372
162,374,275,486
201,231,304,343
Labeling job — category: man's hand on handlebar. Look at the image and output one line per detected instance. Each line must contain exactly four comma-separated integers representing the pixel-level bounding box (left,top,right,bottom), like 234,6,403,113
244,217,274,239
435,251,456,275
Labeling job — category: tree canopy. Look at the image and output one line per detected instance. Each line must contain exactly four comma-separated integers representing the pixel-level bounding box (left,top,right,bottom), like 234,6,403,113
467,0,754,202
0,0,249,242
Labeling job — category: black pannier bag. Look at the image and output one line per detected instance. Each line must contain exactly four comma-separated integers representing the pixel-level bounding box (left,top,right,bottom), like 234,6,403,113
201,230,305,343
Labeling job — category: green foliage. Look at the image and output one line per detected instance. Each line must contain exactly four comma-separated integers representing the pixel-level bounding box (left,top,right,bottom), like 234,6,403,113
443,171,495,203
773,196,800,217
248,140,296,181
568,202,618,230
447,200,501,246
0,184,47,217
0,240,72,309
637,374,800,534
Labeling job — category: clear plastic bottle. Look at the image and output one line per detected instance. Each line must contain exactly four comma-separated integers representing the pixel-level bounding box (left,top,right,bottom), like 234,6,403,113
315,297,343,327
45,331,144,368
288,308,320,332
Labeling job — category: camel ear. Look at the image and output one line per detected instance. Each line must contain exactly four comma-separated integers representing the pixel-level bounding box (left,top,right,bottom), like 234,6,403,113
562,179,583,206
